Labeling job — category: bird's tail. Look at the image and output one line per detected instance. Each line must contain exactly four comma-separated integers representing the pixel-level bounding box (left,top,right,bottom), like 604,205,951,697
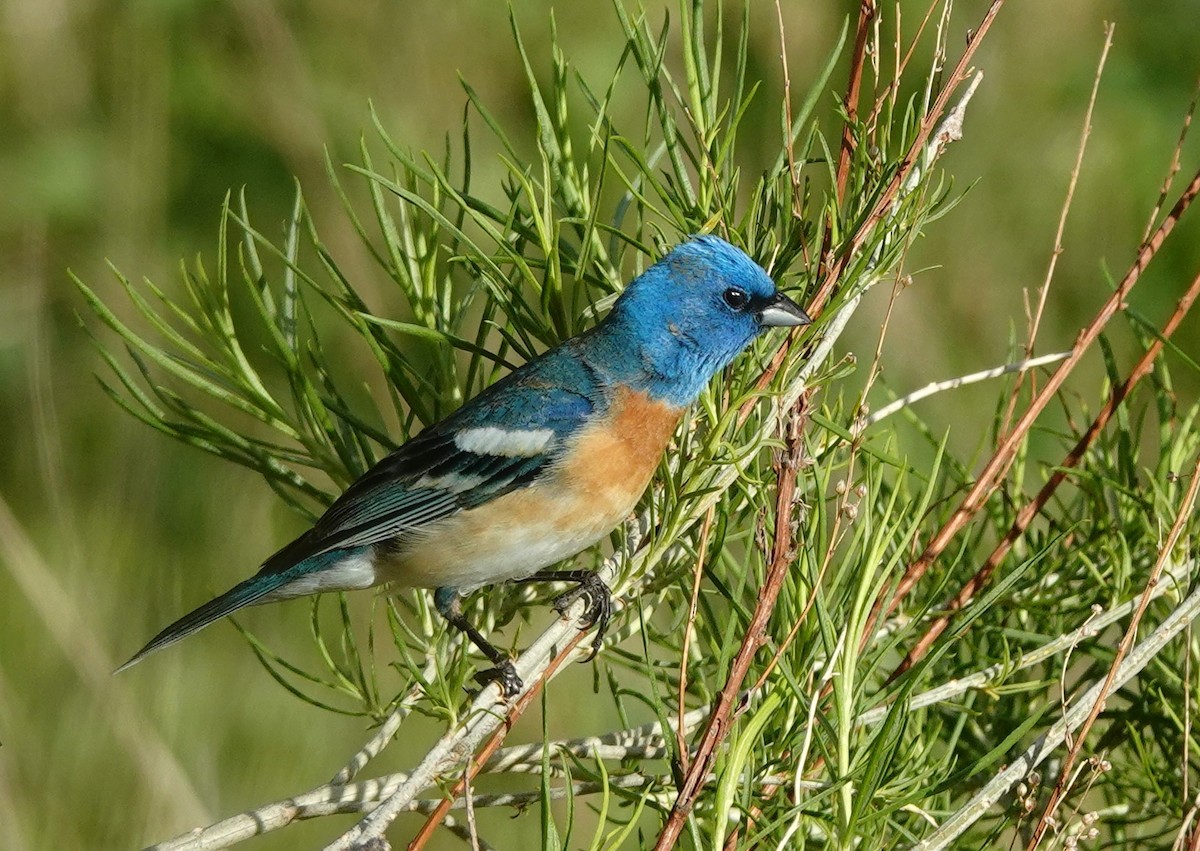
115,572,292,673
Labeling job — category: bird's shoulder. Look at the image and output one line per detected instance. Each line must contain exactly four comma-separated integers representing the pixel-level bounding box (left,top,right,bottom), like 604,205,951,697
447,336,608,435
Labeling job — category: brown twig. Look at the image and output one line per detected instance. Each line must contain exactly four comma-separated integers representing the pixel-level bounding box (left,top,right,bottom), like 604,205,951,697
835,1,878,203
1142,74,1200,246
999,24,1114,439
406,632,586,850
661,10,997,846
889,265,1200,679
749,429,864,700
868,0,943,128
1025,451,1200,848
814,0,878,292
1025,23,1113,359
651,396,811,850
720,436,864,849
738,4,998,434
861,165,1200,655
734,0,879,434
810,0,1005,314
776,0,803,223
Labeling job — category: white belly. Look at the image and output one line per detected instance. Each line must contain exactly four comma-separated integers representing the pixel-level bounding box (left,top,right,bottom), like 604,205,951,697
378,478,637,591
375,386,681,592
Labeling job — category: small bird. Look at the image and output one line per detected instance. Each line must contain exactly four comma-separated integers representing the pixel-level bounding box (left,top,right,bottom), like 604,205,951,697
119,235,810,693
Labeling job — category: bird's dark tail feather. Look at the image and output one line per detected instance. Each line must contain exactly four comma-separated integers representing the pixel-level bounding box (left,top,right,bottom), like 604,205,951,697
115,572,292,673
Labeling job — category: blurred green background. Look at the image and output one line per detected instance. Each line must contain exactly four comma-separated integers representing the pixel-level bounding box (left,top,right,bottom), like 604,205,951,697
2,1,1199,848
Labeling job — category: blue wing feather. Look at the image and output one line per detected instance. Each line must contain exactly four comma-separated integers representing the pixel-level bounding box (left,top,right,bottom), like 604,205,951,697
117,342,606,671
256,341,605,576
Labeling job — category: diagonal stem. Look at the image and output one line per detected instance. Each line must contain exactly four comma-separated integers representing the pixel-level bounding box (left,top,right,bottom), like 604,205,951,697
1025,453,1200,847
651,396,812,851
889,266,1200,679
864,166,1200,654
914,563,1200,851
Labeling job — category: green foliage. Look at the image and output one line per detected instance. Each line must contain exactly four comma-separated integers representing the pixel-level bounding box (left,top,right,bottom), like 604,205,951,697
63,0,1200,848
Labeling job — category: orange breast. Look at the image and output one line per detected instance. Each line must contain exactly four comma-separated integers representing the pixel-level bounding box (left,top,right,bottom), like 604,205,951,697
562,386,683,505
381,386,683,590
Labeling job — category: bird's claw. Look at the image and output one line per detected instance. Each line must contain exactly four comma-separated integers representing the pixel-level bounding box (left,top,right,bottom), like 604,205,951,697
473,660,523,697
552,573,612,663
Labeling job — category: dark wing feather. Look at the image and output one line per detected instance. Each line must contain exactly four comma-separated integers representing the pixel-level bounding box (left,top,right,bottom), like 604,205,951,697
258,342,605,576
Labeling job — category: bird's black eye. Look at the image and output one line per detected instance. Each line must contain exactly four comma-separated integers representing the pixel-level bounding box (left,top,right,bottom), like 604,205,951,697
723,287,749,310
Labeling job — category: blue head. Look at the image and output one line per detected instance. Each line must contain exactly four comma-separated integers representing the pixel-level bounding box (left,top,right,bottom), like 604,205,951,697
594,235,810,405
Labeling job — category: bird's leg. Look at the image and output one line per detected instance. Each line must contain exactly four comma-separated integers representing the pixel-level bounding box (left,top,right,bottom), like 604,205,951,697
518,570,612,662
433,586,522,697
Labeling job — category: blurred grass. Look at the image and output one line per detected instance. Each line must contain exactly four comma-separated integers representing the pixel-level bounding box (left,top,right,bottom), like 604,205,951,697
2,0,1200,848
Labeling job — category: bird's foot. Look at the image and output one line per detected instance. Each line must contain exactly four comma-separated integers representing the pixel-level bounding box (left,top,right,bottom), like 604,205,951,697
473,659,523,698
552,573,612,662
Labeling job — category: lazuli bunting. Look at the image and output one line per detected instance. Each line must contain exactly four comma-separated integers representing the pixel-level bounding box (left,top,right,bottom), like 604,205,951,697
119,235,810,692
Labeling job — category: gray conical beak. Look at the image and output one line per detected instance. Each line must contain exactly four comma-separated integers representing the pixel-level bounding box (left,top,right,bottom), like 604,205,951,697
757,292,812,328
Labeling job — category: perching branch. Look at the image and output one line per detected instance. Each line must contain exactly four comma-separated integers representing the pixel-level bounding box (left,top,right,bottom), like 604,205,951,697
150,552,1199,851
